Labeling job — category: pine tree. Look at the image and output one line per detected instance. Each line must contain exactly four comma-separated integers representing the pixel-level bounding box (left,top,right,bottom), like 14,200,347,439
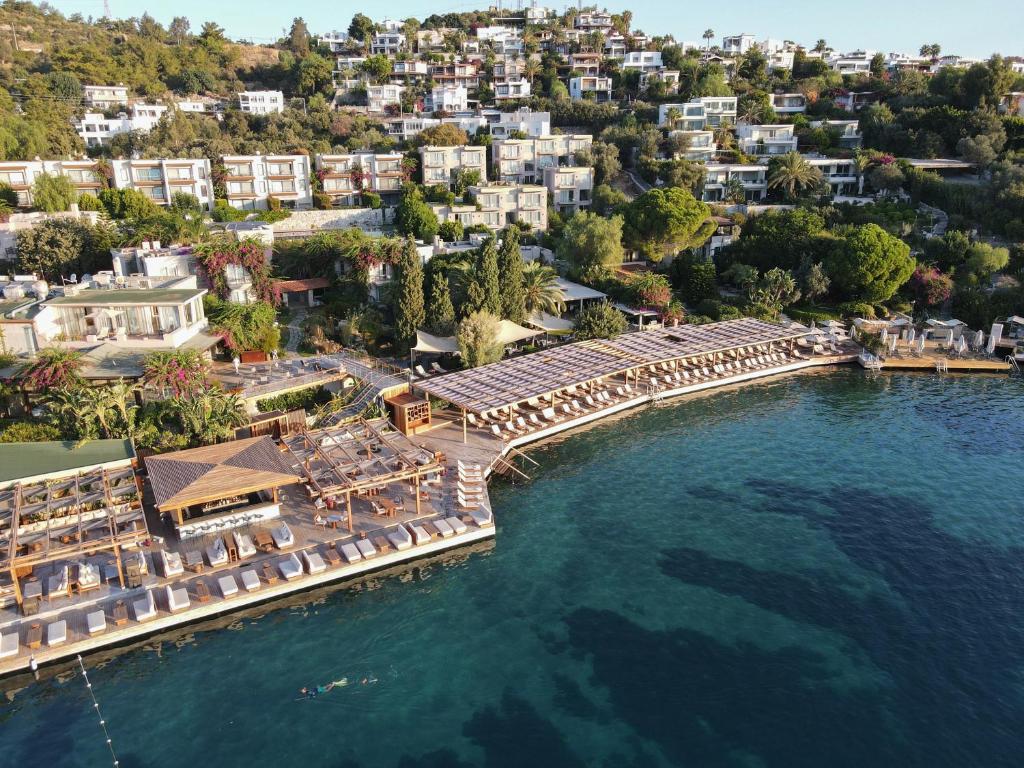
393,237,425,350
476,238,502,317
497,226,526,323
426,272,456,335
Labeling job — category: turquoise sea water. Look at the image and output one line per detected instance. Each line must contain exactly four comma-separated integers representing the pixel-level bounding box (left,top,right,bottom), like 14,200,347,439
3,369,1024,767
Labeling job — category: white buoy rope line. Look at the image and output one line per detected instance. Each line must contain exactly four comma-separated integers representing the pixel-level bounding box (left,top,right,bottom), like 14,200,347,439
76,654,120,767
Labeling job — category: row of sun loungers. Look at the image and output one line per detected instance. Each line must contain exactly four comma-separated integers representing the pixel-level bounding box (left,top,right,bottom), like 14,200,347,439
413,362,448,379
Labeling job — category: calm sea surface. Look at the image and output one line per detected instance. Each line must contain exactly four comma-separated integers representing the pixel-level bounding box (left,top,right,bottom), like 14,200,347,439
3,369,1024,768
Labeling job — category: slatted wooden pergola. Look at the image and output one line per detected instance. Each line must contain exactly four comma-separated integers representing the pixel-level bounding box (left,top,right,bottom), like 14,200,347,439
281,418,441,532
0,465,148,606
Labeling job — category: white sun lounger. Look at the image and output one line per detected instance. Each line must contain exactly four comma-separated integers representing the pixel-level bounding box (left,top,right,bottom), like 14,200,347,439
218,574,239,598
240,569,260,592
387,525,413,551
0,632,19,658
279,553,303,580
166,585,190,612
206,538,228,567
414,364,430,378
431,361,445,374
134,589,157,622
469,506,494,527
47,620,67,647
303,551,327,575
160,550,184,577
86,610,106,636
445,516,468,534
234,532,257,559
271,524,294,549
407,523,431,545
339,542,362,563
433,518,455,538
355,539,377,558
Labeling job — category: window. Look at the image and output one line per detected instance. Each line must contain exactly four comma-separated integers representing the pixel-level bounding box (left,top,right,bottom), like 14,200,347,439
269,180,295,194
134,167,163,182
168,167,194,180
0,171,26,185
267,162,293,176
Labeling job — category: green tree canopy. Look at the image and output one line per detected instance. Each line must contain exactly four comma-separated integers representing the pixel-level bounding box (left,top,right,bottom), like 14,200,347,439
622,188,715,262
425,272,456,335
475,238,502,316
497,227,526,323
395,186,439,242
573,302,628,340
556,210,624,280
393,237,426,349
457,310,503,368
31,173,77,213
825,224,915,303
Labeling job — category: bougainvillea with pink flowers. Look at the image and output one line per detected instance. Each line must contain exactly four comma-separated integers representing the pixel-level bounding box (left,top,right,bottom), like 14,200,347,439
19,347,85,391
193,237,279,305
142,350,210,397
910,266,953,307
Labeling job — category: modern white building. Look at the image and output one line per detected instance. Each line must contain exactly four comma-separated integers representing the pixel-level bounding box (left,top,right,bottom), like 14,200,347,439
431,183,547,231
658,102,707,131
671,130,716,162
371,32,406,56
809,119,863,149
494,78,532,101
429,62,480,89
319,31,352,53
735,124,798,156
238,90,285,115
569,76,614,102
490,108,551,139
829,51,875,74
702,163,769,203
698,96,738,127
543,166,593,214
75,103,169,147
835,91,878,112
722,34,756,56
366,84,404,113
806,157,858,196
620,51,664,72
83,84,129,109
770,93,807,114
419,145,487,189
426,85,469,113
574,11,613,32
221,154,313,210
491,134,593,184
315,153,406,205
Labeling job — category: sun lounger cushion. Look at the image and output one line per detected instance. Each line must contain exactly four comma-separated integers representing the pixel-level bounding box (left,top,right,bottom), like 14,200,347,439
387,525,413,551
240,569,260,592
339,542,362,563
78,561,101,589
271,524,294,549
469,506,494,527
408,524,430,545
445,516,468,534
279,553,303,580
134,590,157,622
433,518,455,538
355,539,377,558
0,632,18,658
86,610,106,635
303,551,327,575
206,538,228,567
166,585,190,612
217,575,238,597
161,550,184,578
47,620,67,647
234,533,257,559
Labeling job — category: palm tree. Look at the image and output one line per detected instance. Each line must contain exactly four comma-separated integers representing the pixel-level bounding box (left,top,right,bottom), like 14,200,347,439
714,120,735,151
853,153,872,195
173,385,247,446
522,263,565,317
664,107,682,130
703,28,715,57
524,58,542,86
813,39,827,53
767,152,823,200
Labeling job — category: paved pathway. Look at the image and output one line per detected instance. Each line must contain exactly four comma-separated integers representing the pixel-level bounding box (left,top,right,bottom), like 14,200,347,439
282,308,306,356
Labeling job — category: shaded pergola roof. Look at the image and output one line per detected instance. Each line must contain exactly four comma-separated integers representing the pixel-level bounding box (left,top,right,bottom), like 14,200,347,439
282,419,440,497
146,436,302,510
555,277,606,303
273,277,331,292
45,288,205,306
416,318,806,414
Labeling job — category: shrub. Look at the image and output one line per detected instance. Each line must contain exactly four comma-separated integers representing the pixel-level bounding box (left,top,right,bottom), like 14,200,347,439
573,302,628,340
211,200,248,222
255,386,332,413
0,420,63,443
267,196,282,212
438,220,464,242
836,301,876,319
313,192,333,210
787,306,841,324
361,191,382,209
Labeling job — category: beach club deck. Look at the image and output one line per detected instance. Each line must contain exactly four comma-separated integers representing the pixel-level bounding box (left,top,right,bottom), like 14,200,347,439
415,318,852,447
0,423,496,676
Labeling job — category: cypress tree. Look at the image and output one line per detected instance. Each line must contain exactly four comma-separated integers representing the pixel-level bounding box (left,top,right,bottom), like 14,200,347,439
497,226,526,323
476,238,502,317
426,272,456,335
393,237,425,350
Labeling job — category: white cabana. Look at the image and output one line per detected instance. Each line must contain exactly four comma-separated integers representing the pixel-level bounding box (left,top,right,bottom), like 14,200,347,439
555,278,606,309
412,330,461,355
526,312,574,333
495,320,542,345
613,303,661,328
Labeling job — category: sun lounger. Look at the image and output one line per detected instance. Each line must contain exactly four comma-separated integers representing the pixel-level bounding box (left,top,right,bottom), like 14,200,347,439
166,585,190,612
407,523,430,545
133,589,157,622
560,403,573,417
46,620,67,647
445,516,468,534
457,493,482,509
414,364,430,378
541,407,559,422
160,550,184,578
339,541,362,563
234,532,257,560
356,538,377,558
468,506,494,527
1,632,19,658
86,610,106,635
302,551,327,575
515,416,528,431
431,361,445,374
271,524,294,549
217,574,239,598
240,569,261,592
584,395,597,408
528,413,543,428
490,424,504,438
279,553,303,580
206,538,228,567
387,525,413,551
433,518,455,538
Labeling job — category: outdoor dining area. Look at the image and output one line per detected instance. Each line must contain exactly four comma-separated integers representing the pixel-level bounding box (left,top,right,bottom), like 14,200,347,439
281,419,445,534
416,318,815,442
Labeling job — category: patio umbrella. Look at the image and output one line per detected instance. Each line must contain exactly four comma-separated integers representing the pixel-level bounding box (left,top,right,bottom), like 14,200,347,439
973,329,984,349
889,335,899,354
849,325,858,341
907,328,916,345
958,335,968,355
917,335,926,353
880,328,889,346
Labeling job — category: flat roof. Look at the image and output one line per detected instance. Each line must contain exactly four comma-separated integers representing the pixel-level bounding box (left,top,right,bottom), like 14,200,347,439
0,439,135,485
46,288,205,306
416,318,805,414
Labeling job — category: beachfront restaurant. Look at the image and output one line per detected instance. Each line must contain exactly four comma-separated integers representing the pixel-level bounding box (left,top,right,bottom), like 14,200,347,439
145,436,303,541
0,440,148,614
282,418,444,533
415,318,812,442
